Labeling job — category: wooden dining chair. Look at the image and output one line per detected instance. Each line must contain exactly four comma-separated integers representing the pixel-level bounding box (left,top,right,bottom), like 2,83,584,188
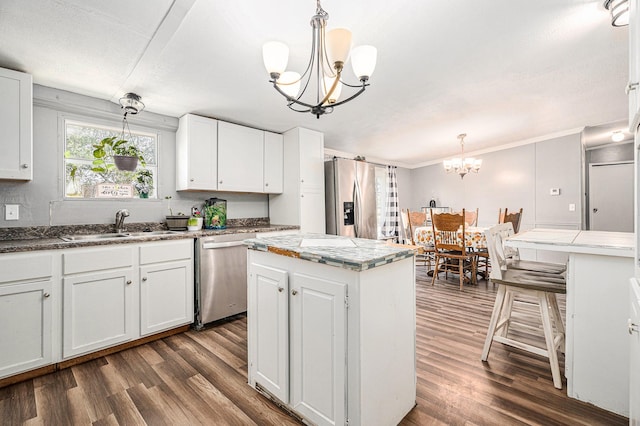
430,208,477,290
464,208,479,227
481,223,567,389
405,209,435,270
498,208,523,233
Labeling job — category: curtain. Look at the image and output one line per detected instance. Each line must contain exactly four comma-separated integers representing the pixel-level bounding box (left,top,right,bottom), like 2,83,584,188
381,166,399,240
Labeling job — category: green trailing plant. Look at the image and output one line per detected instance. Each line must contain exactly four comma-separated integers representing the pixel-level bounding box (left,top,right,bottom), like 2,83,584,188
134,169,154,196
92,136,146,173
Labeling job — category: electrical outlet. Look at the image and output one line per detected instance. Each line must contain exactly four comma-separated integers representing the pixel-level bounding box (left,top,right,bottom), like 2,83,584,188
5,204,19,220
549,188,560,196
569,203,576,212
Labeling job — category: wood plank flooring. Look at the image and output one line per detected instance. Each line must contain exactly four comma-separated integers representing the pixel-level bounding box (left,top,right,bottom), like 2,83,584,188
0,268,628,425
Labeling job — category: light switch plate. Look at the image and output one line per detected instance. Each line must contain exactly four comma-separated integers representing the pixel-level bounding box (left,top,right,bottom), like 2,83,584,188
569,203,576,212
5,204,19,220
549,188,560,196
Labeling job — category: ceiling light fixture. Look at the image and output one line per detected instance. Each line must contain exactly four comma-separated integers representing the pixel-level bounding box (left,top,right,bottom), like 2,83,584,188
262,0,377,119
604,0,630,27
611,130,625,142
119,92,145,117
443,134,482,179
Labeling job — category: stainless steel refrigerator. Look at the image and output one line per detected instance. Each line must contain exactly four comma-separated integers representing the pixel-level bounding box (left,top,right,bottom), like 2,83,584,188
325,157,378,239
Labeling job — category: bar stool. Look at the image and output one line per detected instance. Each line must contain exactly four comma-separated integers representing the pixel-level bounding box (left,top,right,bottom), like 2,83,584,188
481,224,567,389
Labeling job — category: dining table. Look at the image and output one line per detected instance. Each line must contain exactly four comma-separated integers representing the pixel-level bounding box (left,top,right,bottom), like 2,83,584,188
413,225,489,249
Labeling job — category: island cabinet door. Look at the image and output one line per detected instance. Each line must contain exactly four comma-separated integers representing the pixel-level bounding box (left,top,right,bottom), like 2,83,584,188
248,263,290,403
290,273,346,426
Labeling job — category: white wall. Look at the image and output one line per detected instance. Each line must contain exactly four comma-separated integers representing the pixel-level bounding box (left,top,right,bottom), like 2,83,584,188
0,85,269,228
408,133,583,231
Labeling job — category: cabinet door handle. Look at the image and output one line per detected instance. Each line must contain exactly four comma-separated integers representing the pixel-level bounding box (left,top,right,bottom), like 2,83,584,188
190,178,195,182
43,292,50,298
219,180,223,184
626,82,639,95
265,182,269,187
142,277,148,282
21,164,29,169
301,179,304,183
291,289,298,295
629,319,639,335
278,287,283,292
126,280,132,285
301,194,304,198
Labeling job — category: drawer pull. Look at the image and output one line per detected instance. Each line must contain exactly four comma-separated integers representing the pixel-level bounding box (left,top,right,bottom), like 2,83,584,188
142,277,148,282
278,287,283,292
43,292,50,298
126,280,132,285
291,289,298,296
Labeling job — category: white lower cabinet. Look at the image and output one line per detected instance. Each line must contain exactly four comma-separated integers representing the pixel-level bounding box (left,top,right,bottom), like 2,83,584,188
61,240,194,359
139,240,194,336
63,268,135,358
0,252,54,379
248,250,416,426
62,245,136,358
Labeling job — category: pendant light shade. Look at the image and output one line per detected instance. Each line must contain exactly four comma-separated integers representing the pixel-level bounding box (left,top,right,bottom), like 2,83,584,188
263,41,289,76
276,71,301,98
351,45,377,80
326,28,353,68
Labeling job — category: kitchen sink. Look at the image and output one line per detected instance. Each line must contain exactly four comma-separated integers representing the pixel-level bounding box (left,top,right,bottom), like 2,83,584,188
60,233,131,242
127,230,184,236
60,230,184,242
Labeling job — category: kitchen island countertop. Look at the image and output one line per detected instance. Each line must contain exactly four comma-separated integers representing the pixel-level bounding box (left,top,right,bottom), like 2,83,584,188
244,233,415,272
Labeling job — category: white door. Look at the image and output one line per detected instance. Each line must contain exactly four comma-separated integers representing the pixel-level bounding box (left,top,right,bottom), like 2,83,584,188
290,273,346,426
63,269,135,358
589,162,634,232
630,278,640,425
248,263,289,403
0,280,52,378
139,260,193,336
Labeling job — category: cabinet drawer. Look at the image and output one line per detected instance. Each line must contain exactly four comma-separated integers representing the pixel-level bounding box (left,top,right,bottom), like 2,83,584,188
0,252,53,283
63,246,134,275
139,239,193,265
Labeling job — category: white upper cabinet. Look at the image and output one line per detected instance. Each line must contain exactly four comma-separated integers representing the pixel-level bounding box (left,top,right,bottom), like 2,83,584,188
0,67,32,180
218,121,264,192
264,131,283,193
269,127,325,233
176,114,218,190
630,0,640,131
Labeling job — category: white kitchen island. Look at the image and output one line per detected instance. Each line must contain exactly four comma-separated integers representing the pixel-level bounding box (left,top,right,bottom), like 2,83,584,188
244,233,416,426
505,229,634,417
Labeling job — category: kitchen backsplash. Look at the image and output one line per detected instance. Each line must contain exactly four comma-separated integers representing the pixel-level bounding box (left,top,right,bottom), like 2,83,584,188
0,217,270,241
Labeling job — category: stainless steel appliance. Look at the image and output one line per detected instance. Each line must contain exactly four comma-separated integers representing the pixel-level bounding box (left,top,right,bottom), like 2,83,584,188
325,157,378,239
195,232,255,328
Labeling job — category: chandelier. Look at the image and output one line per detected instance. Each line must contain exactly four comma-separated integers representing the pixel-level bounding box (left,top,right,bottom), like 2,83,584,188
262,0,377,118
443,134,482,179
603,0,629,27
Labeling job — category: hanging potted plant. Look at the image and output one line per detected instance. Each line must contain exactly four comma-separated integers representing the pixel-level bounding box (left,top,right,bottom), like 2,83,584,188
91,136,146,172
134,169,154,198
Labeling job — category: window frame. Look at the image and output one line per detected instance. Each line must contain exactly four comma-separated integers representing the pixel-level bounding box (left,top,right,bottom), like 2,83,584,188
61,115,160,201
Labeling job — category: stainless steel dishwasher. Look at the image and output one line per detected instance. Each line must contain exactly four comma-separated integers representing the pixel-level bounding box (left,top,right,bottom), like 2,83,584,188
195,232,255,329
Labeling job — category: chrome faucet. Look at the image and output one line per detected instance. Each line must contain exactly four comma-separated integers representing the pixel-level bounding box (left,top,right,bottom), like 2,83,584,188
115,209,130,233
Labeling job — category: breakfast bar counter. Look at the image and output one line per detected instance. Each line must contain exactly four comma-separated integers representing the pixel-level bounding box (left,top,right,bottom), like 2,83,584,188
245,233,416,426
505,228,633,417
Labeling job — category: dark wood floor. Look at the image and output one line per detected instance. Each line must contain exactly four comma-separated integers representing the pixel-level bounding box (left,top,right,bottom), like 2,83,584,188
0,268,628,425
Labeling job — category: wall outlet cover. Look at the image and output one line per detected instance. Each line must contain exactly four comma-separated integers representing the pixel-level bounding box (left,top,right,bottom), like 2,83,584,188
5,204,19,220
549,188,560,196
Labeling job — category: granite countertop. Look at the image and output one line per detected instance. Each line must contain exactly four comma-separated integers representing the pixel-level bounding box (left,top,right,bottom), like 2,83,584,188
0,221,299,254
505,228,634,258
244,233,415,272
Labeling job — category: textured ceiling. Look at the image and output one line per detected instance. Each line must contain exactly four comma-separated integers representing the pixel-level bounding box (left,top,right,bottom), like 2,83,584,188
0,0,631,167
